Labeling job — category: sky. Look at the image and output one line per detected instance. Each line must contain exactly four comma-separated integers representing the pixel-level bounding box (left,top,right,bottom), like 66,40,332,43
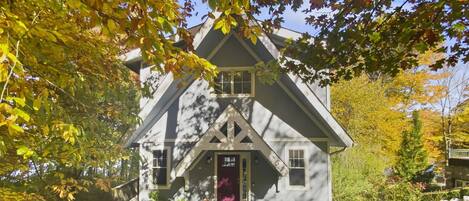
183,0,412,34
184,0,313,33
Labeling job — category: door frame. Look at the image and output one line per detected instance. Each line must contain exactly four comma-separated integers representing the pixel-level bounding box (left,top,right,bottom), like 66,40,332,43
214,152,251,201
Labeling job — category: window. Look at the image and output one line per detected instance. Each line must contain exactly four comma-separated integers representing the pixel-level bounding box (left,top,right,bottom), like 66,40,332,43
153,149,169,186
221,156,237,167
288,149,306,187
214,70,253,96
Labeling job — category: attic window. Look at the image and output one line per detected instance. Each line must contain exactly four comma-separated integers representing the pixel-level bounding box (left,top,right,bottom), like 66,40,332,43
214,69,254,97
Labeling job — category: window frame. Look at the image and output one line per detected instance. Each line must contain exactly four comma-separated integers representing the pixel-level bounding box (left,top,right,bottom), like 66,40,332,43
285,147,309,190
212,67,255,98
151,147,171,189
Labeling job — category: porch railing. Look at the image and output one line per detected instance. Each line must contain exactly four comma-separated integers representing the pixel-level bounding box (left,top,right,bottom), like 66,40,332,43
449,149,469,159
111,178,138,201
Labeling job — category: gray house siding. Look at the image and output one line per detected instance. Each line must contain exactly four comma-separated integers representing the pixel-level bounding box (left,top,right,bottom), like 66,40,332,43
134,27,340,201
138,143,329,201
137,75,331,200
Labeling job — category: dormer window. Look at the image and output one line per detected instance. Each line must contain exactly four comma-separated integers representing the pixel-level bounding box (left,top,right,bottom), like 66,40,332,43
213,68,254,97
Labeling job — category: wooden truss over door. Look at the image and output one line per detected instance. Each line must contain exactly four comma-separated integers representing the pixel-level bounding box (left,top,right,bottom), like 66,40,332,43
173,104,289,179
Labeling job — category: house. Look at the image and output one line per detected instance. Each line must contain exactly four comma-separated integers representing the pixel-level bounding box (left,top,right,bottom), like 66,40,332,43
445,149,469,188
121,14,353,201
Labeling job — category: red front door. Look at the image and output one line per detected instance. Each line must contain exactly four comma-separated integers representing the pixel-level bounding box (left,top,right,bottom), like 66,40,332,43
217,155,240,201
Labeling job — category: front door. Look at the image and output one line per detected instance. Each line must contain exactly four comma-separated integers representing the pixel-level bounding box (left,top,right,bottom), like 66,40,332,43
217,155,240,201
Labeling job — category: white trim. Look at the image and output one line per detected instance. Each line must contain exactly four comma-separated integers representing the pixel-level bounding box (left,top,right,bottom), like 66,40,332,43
211,67,256,98
285,73,353,147
138,73,173,120
192,12,221,50
174,104,289,178
138,137,328,143
232,33,262,62
214,152,251,201
126,14,353,148
271,27,302,40
150,146,171,190
326,141,332,201
285,146,309,191
277,81,331,139
207,33,232,60
120,48,141,62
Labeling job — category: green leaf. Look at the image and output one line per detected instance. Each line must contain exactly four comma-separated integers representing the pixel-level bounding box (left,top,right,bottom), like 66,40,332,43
452,23,465,33
369,32,381,43
107,19,118,32
6,97,26,107
16,145,28,155
208,0,217,9
9,124,24,133
33,98,41,111
16,145,34,159
415,42,428,52
13,108,30,122
67,0,82,9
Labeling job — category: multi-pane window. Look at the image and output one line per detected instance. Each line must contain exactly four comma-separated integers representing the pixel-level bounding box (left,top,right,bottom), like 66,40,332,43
221,156,236,167
153,149,168,186
288,149,306,187
214,70,253,96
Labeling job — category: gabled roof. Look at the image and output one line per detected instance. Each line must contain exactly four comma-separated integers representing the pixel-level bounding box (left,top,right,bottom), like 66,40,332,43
123,13,353,148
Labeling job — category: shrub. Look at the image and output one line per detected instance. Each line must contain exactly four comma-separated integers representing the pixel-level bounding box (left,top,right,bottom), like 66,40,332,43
421,187,469,200
379,182,422,201
149,191,160,201
460,188,469,197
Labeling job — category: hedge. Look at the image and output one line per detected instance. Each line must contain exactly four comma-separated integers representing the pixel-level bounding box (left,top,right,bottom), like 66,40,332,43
422,187,469,201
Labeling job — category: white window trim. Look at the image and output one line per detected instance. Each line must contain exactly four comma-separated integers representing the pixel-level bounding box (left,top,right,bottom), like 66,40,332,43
211,66,255,98
285,146,309,190
151,146,171,190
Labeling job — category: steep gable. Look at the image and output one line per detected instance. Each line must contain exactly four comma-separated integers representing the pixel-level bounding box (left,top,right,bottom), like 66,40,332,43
210,34,258,67
124,14,353,148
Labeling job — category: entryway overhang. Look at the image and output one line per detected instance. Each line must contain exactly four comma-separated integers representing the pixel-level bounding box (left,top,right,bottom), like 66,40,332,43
173,104,289,179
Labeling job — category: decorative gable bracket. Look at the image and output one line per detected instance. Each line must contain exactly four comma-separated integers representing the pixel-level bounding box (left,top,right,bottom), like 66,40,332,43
173,104,289,179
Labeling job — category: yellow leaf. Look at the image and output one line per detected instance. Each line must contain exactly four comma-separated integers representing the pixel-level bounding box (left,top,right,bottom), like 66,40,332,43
214,18,225,30
8,123,24,134
15,20,28,31
6,97,25,107
33,98,41,111
107,19,118,33
43,125,49,135
67,0,82,9
67,192,75,201
249,34,257,44
13,108,30,122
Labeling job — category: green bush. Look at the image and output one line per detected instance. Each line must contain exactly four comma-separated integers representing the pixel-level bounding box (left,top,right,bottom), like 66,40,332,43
378,182,422,201
446,189,461,199
332,146,387,201
421,187,469,201
461,188,469,196
149,191,160,201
